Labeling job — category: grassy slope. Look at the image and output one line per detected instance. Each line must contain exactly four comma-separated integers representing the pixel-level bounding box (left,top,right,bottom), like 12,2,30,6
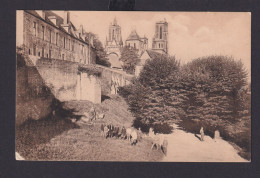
16,95,164,161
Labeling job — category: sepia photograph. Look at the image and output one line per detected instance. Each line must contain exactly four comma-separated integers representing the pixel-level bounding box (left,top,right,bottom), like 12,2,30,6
16,10,251,162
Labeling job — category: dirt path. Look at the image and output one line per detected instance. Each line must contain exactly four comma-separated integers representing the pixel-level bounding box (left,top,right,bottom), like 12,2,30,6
162,124,248,162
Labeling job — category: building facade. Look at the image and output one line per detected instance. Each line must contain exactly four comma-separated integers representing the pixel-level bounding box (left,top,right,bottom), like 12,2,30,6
152,19,168,54
125,30,148,56
16,10,96,65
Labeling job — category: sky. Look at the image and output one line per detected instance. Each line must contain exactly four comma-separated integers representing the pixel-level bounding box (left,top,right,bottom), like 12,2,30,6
53,11,251,78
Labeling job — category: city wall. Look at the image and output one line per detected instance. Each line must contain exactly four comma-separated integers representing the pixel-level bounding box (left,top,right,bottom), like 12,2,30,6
16,55,101,125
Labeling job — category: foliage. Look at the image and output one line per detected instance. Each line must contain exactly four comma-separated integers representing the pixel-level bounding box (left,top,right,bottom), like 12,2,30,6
119,46,140,74
119,55,250,136
179,56,248,124
119,54,181,132
86,32,111,67
78,64,102,76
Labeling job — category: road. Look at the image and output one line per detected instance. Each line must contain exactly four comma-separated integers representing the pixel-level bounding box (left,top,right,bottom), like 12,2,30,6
162,124,248,162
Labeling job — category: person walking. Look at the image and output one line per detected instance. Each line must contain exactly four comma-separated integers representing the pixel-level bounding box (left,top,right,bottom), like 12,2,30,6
121,126,126,139
214,130,220,142
200,127,204,141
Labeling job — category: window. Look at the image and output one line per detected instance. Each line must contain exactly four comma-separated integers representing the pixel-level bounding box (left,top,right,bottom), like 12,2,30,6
42,47,44,57
49,29,52,43
33,45,36,56
29,49,31,55
62,54,65,60
64,37,66,48
159,43,160,48
49,49,51,59
38,52,40,56
68,39,70,50
56,32,58,45
160,26,163,39
72,40,74,51
134,43,136,49
33,22,37,36
41,26,45,40
81,45,84,54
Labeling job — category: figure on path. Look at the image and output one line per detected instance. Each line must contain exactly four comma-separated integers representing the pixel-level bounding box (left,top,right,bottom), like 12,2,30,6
200,127,204,141
90,107,96,121
121,126,126,139
214,130,220,142
101,123,105,137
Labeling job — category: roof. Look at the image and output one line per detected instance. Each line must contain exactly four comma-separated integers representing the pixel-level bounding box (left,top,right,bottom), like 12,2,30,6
138,50,168,66
24,10,94,48
146,50,168,59
126,30,141,41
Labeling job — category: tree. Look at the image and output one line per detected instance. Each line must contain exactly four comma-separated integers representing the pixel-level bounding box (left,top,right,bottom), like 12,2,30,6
179,56,248,124
119,54,181,132
86,32,111,67
119,46,140,74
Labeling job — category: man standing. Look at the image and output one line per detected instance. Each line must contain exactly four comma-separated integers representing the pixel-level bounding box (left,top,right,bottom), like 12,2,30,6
100,123,105,137
200,127,204,141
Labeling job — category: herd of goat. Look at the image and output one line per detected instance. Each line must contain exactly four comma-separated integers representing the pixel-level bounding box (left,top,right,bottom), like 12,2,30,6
86,108,168,156
100,123,168,156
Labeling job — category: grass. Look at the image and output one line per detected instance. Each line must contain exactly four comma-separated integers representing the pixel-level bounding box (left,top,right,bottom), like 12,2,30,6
16,94,164,161
23,124,163,161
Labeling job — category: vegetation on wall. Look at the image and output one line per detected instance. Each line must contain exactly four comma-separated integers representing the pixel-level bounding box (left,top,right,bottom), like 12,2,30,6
78,64,102,77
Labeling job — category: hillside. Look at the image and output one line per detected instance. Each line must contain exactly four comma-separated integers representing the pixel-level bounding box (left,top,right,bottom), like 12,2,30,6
16,94,164,161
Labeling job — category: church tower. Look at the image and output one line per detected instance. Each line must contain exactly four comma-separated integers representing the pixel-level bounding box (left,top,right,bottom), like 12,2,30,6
152,19,168,54
106,17,123,51
105,18,123,69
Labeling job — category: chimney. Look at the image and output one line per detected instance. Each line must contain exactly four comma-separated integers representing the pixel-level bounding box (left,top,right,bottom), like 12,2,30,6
36,10,45,20
61,11,71,33
63,11,70,24
48,16,57,26
80,25,83,34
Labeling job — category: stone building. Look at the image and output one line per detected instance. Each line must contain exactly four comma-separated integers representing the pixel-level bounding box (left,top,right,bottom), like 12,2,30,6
135,19,169,76
16,10,96,65
125,30,148,55
135,50,168,76
152,19,168,54
105,18,123,69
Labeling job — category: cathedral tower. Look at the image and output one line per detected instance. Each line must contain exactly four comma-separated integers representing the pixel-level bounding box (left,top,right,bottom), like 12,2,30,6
105,18,123,69
105,17,123,53
152,19,168,54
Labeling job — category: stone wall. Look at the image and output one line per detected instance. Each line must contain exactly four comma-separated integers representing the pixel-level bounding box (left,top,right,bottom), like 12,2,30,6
76,73,101,103
29,56,101,103
16,54,102,125
16,54,55,125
